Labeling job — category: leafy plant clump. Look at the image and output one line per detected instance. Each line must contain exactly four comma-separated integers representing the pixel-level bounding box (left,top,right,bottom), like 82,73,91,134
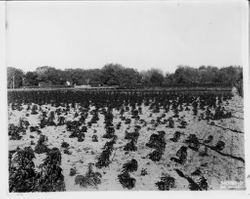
75,163,102,188
9,147,37,192
117,171,136,190
8,124,25,140
34,135,49,154
36,148,65,192
155,174,176,190
122,159,138,173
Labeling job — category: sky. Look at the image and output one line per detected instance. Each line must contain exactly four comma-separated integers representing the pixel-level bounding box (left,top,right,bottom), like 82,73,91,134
5,0,247,73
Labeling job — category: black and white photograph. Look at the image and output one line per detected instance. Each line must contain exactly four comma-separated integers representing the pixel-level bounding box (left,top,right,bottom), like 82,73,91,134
2,0,249,194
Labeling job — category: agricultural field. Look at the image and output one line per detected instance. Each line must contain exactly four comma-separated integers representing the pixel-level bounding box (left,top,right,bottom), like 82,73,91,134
8,89,244,192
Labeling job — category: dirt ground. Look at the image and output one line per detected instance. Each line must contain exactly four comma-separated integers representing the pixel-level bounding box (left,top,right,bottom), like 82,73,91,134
8,94,244,191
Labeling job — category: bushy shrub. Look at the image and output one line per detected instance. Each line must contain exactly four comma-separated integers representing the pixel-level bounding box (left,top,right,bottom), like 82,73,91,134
155,174,175,190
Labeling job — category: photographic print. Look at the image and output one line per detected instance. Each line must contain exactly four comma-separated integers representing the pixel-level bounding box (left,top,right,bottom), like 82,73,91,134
6,0,247,192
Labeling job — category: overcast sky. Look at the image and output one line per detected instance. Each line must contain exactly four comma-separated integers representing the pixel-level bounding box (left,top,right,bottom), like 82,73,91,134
5,1,247,73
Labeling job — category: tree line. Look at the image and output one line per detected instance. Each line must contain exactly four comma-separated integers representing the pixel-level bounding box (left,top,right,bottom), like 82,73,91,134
7,63,243,91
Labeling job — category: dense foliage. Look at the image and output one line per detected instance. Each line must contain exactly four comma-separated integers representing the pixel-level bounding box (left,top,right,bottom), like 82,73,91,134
7,64,243,93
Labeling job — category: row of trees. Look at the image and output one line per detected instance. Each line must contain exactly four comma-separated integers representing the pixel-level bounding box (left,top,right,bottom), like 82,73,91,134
7,64,243,90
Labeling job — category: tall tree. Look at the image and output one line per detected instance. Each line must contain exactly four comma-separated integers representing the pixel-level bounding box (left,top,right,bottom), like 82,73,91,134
101,63,124,86
35,66,66,85
118,68,142,88
141,69,164,87
24,72,39,86
174,66,199,85
7,67,24,88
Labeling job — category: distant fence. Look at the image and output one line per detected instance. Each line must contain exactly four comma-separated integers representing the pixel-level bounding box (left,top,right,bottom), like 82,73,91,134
21,85,73,89
7,87,233,95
